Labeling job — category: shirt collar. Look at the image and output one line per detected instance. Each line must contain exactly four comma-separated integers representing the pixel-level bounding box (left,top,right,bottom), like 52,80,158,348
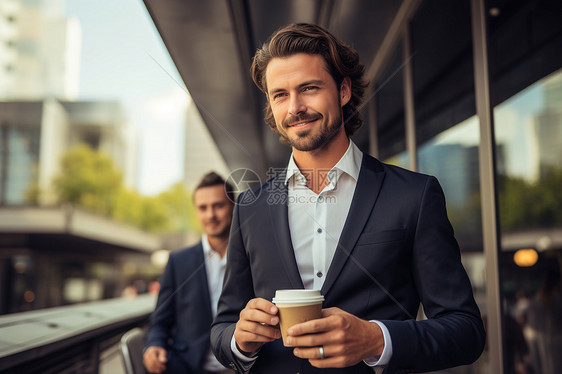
202,234,212,255
284,140,363,186
202,234,227,261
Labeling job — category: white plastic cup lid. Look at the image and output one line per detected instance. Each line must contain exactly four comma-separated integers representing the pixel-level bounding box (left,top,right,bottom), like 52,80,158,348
272,289,324,304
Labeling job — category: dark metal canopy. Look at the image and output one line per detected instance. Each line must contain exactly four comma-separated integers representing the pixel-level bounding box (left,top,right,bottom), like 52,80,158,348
143,0,413,177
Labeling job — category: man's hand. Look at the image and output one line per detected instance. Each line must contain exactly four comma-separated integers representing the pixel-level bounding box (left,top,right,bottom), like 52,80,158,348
143,346,167,373
286,307,384,368
234,298,282,355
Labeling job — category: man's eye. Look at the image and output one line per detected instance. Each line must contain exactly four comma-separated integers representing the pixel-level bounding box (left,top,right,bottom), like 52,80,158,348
303,86,318,92
273,93,286,99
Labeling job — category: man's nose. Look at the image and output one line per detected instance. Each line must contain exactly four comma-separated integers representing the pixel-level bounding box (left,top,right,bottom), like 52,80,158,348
288,94,306,116
208,207,218,219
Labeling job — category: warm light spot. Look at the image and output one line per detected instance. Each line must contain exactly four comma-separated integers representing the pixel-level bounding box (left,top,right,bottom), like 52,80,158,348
14,261,26,274
489,7,500,17
150,249,170,269
24,290,36,303
513,248,538,267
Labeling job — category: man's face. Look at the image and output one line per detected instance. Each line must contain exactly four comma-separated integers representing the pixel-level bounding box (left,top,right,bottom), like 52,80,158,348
194,185,234,238
265,53,351,152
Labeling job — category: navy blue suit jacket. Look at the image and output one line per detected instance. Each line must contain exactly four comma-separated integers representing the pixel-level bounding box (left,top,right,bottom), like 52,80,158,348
146,243,214,374
211,155,485,374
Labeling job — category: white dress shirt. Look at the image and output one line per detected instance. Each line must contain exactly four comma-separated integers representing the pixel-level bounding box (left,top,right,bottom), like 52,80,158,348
202,234,230,372
233,141,392,372
285,140,362,290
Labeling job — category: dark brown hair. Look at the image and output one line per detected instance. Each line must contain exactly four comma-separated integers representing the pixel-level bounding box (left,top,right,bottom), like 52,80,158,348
251,23,367,142
194,171,234,203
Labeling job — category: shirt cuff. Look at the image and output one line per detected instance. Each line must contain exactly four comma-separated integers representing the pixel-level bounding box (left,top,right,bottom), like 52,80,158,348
363,320,392,367
230,335,259,364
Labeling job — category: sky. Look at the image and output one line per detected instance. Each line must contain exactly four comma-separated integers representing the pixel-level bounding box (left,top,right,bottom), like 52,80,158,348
65,0,190,195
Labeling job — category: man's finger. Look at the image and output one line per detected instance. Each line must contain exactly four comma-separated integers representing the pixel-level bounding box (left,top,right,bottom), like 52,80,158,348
287,314,335,337
247,297,279,314
321,307,341,317
237,319,281,339
293,345,331,360
240,307,279,326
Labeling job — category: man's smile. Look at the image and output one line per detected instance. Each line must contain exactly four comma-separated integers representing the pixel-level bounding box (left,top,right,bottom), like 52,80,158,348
286,115,321,129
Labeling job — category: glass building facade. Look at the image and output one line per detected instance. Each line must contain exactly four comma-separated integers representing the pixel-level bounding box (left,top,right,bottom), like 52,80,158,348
0,126,41,205
373,0,562,372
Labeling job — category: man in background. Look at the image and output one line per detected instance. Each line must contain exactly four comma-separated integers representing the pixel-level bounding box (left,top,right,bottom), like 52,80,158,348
144,172,235,374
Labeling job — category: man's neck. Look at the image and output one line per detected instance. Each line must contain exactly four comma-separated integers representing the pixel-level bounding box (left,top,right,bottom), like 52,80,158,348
207,235,228,258
292,131,349,194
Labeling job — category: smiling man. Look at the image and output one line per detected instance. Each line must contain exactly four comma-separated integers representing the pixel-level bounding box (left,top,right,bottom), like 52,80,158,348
144,172,235,374
211,23,485,374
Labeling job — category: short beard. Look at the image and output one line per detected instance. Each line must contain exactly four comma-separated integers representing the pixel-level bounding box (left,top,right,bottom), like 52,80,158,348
289,119,343,151
280,95,344,151
207,225,231,239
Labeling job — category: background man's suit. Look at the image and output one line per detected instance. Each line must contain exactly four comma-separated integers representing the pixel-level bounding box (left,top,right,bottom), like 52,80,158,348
146,243,214,374
211,154,486,373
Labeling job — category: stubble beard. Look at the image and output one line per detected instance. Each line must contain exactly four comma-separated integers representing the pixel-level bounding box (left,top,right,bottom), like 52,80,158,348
207,223,231,239
285,114,344,152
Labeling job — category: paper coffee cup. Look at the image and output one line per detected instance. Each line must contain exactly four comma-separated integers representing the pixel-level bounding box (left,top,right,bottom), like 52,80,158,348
272,289,324,346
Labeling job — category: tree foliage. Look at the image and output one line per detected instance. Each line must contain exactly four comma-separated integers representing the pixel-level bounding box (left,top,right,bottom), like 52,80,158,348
53,144,122,215
498,167,562,231
53,144,198,233
156,182,200,233
112,189,169,232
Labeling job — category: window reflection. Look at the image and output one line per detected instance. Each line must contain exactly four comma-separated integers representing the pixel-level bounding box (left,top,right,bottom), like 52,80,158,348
418,117,482,252
417,117,487,374
496,69,562,374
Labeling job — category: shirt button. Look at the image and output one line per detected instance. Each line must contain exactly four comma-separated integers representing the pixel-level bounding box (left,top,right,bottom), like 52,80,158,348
317,228,322,233
316,271,323,278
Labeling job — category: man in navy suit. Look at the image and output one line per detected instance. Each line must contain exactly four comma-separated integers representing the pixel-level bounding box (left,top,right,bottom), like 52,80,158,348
211,23,486,373
144,172,235,374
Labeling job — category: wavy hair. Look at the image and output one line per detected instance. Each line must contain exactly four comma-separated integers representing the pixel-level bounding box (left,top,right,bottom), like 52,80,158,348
251,23,367,142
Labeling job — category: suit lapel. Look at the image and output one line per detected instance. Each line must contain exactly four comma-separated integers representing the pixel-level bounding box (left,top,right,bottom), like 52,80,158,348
322,155,386,295
267,174,304,289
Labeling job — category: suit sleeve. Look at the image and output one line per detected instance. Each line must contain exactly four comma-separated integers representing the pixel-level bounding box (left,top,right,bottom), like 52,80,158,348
211,196,257,372
145,254,177,349
382,176,486,373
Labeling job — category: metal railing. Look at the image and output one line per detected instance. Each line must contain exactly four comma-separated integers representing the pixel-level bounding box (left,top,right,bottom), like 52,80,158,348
0,294,156,374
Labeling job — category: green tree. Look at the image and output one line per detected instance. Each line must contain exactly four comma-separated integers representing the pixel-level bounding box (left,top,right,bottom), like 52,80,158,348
155,182,199,233
498,167,562,232
53,144,202,233
53,144,122,215
112,189,169,232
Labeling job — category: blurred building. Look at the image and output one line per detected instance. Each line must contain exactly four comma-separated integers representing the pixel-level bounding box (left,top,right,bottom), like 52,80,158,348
60,101,137,189
0,1,147,317
0,100,135,205
0,205,161,315
0,0,80,101
183,98,230,190
535,74,562,177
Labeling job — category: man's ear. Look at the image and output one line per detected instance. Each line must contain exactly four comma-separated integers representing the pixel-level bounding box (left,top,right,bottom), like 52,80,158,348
340,77,351,106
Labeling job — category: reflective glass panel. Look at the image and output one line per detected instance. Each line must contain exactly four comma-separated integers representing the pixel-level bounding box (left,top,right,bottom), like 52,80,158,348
495,69,562,374
418,117,487,374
